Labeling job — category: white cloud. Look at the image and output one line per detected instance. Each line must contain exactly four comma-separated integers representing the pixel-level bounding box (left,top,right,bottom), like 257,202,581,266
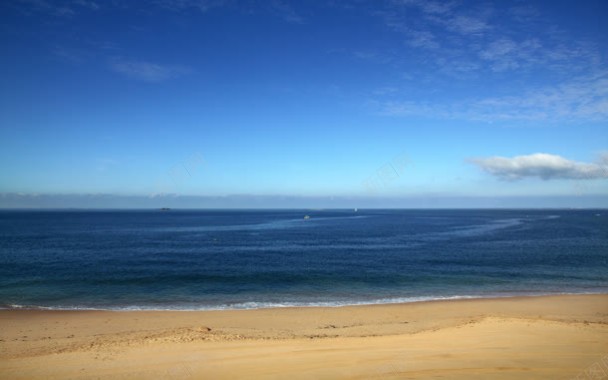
109,58,191,82
469,153,608,181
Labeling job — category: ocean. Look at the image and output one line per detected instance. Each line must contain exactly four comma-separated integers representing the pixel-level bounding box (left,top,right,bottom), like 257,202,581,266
0,209,606,310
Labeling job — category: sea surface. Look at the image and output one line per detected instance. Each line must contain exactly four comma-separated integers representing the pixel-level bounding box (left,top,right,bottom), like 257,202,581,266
0,209,606,310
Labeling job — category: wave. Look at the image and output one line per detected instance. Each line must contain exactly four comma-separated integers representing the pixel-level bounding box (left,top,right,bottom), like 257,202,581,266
3,291,603,311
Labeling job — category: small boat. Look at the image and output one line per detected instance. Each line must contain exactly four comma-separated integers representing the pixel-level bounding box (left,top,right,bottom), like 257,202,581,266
304,215,310,220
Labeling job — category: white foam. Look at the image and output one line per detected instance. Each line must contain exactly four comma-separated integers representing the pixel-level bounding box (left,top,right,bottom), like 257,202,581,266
3,291,604,311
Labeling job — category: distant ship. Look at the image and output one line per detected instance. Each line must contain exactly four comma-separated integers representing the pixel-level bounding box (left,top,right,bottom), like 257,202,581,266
160,208,171,211
354,208,358,212
303,215,310,220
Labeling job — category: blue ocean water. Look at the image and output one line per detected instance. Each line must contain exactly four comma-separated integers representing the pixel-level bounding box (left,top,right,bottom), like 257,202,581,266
0,209,606,310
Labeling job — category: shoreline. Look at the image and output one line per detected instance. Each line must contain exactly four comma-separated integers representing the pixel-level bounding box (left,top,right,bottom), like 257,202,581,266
2,294,608,379
4,291,607,312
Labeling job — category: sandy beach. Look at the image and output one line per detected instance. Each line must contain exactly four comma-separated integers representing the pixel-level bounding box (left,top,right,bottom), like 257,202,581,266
1,294,607,379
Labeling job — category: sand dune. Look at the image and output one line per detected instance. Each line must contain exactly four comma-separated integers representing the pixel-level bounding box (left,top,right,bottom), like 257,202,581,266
1,294,608,379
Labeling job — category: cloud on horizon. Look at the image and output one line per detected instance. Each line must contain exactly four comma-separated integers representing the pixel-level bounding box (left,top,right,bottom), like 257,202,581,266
1,192,607,209
470,153,608,181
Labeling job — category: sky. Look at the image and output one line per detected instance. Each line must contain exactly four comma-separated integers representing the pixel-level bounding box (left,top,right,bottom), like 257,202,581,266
0,0,607,208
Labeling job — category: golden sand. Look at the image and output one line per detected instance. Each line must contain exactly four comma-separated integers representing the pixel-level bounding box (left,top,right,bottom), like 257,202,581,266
1,294,607,379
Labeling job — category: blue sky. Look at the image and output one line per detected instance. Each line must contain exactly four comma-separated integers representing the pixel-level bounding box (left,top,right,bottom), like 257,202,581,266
1,0,607,208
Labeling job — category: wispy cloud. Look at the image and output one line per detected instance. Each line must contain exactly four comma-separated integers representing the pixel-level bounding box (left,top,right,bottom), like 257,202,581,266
442,14,490,36
51,46,87,64
390,0,490,43
470,71,608,121
378,71,608,123
478,37,541,71
118,0,304,23
269,0,305,24
13,0,99,17
404,29,439,49
382,0,601,77
152,0,227,13
370,1,607,123
72,0,99,10
469,153,608,181
109,58,191,82
399,0,456,17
